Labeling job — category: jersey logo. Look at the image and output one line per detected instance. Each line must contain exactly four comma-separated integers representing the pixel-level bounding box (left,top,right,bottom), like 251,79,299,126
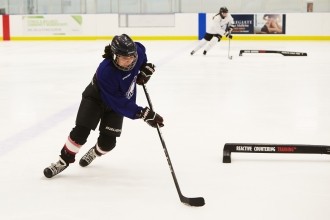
122,73,131,80
126,76,137,99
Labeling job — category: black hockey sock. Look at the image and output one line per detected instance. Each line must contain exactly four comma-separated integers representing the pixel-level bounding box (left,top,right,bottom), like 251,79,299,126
60,147,76,163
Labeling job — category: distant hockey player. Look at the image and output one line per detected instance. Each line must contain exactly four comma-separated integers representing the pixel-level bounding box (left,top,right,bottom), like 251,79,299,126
191,7,234,55
43,34,164,178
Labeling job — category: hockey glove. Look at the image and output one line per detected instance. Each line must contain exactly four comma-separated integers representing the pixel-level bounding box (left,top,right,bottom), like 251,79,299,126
225,32,233,39
136,63,155,85
139,107,164,128
225,25,234,33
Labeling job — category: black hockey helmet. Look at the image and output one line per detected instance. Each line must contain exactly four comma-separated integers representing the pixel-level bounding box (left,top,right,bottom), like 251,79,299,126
110,34,138,71
111,34,137,57
219,7,228,14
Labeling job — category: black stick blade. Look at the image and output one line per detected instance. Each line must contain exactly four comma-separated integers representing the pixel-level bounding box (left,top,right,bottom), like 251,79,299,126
181,196,205,207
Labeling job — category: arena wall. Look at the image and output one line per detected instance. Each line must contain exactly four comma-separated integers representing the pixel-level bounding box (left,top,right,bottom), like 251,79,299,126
1,13,329,41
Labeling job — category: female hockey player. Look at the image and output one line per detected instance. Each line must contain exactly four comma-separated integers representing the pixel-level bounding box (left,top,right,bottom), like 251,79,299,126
43,34,164,178
191,7,234,55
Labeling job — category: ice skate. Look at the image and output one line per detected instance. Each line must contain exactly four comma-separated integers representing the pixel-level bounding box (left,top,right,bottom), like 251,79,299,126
44,156,69,178
79,146,98,167
190,50,195,55
203,50,207,55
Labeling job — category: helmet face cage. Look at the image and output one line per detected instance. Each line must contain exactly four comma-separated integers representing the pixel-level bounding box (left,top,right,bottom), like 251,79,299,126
111,34,138,71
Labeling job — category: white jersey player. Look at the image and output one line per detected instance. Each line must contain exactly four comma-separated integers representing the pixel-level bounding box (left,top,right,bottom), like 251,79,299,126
191,7,234,55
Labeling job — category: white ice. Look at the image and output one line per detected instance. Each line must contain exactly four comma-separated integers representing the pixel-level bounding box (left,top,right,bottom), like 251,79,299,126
0,39,330,220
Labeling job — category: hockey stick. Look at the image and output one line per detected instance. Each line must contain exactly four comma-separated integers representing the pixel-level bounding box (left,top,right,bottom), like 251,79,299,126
228,35,232,60
226,23,233,60
142,84,205,207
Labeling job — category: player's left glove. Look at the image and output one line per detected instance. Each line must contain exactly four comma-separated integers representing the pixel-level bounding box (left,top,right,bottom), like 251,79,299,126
136,63,155,85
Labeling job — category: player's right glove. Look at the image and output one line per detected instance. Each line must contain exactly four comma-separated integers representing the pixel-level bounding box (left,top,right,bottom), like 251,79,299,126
225,32,233,39
136,63,155,85
138,107,164,128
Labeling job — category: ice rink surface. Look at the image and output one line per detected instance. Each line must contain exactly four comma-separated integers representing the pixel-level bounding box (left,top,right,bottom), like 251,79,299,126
1,39,330,220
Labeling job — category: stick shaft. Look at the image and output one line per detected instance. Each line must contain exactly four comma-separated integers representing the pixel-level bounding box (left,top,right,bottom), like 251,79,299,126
228,37,231,58
142,84,184,198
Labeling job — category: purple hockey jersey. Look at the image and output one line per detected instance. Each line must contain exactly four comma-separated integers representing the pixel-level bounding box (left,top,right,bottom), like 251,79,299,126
95,42,147,119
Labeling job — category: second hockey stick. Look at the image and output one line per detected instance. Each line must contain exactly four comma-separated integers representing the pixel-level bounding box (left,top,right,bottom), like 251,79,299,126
225,24,233,60
228,36,232,59
142,84,205,207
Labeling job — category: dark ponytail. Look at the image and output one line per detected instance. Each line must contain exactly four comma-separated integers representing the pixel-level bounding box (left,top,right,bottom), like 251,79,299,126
102,44,113,59
213,13,220,20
